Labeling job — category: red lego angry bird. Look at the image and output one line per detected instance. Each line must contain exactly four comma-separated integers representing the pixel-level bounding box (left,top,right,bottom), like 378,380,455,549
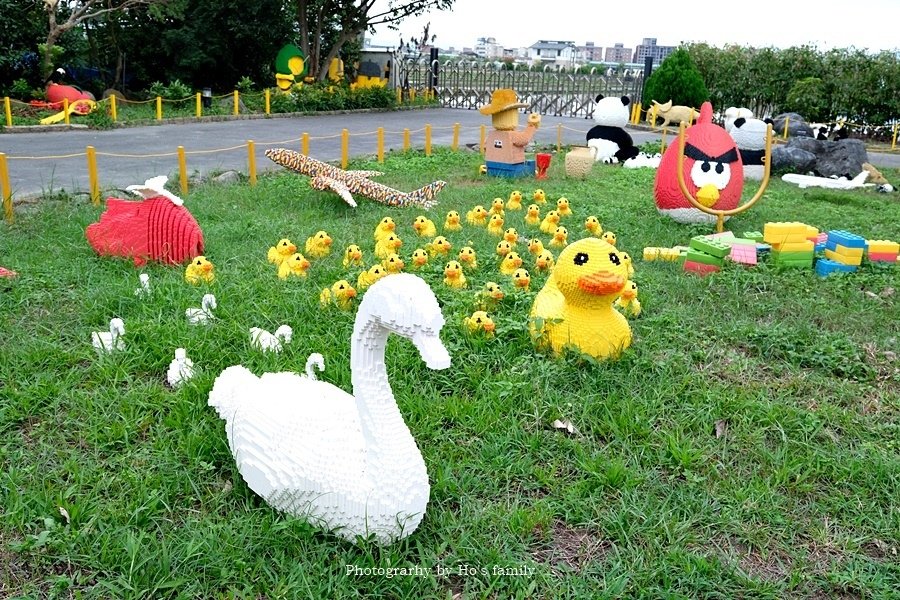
654,102,743,224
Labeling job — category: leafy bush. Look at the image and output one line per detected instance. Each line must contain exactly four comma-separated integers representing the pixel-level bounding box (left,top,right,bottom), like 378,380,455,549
8,78,36,100
83,105,116,129
235,76,255,95
146,79,193,100
785,77,828,122
643,48,709,109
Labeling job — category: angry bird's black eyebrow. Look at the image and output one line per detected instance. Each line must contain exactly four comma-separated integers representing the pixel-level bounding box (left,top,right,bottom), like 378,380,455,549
685,144,739,164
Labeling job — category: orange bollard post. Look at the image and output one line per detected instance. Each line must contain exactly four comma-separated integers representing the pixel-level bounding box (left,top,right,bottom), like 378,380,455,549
302,132,309,155
341,128,349,169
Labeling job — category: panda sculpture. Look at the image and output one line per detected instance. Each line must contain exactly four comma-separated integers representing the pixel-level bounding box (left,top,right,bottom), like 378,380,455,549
729,117,771,181
586,95,639,163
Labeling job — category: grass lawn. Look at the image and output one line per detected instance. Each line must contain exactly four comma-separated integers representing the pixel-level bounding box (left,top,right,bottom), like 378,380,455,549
1,147,898,599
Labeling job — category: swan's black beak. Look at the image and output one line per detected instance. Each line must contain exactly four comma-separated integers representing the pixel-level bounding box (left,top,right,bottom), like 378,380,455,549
412,332,451,370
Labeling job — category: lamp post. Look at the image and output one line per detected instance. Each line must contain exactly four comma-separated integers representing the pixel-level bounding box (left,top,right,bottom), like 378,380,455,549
201,88,212,109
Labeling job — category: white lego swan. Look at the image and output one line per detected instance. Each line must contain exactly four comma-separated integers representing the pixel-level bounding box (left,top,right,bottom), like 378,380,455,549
91,318,125,352
166,348,195,387
248,325,292,352
186,293,217,325
208,273,451,544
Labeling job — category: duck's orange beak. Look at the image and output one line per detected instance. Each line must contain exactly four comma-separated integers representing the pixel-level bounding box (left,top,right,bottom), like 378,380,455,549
483,321,496,332
578,271,624,295
287,244,297,253
203,263,212,272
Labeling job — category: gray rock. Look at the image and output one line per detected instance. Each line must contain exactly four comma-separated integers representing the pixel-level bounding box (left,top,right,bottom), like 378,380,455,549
771,112,813,138
212,170,242,185
771,146,817,173
814,138,868,178
218,96,249,114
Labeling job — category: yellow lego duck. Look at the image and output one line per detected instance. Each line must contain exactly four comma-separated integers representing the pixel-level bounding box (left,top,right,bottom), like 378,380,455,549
584,216,602,237
532,189,547,204
319,279,357,310
464,310,495,337
529,237,632,360
528,238,545,256
489,198,505,216
512,268,531,291
413,215,437,238
550,226,569,248
556,197,572,216
614,280,641,318
342,244,364,268
496,240,513,257
466,205,488,226
487,213,505,236
443,260,467,289
504,227,519,244
507,190,523,210
305,230,333,258
410,248,429,269
373,217,396,242
525,204,541,227
267,238,297,266
621,252,634,277
500,251,523,276
374,233,403,259
427,235,452,257
458,246,478,270
185,255,215,284
382,253,405,273
357,264,387,290
481,281,505,302
278,252,311,279
444,210,462,232
602,231,617,247
539,210,561,234
535,249,555,272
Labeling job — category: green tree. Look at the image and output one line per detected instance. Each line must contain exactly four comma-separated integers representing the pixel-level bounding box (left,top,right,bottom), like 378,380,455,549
785,76,828,121
0,0,47,94
643,47,709,109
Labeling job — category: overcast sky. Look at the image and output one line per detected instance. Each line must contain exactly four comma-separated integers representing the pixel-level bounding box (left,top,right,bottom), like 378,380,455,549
368,0,900,55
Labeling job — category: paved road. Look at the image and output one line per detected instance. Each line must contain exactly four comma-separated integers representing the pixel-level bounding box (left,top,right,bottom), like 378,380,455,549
1,108,898,199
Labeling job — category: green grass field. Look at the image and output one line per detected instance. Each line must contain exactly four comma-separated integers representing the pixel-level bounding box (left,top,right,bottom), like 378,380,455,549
1,148,898,599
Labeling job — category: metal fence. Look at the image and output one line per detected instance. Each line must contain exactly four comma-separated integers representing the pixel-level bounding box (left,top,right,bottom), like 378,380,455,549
394,59,645,119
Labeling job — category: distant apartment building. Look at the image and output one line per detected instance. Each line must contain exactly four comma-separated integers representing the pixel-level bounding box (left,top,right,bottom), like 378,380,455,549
632,38,675,65
528,40,577,66
605,43,633,64
576,41,603,63
475,37,503,59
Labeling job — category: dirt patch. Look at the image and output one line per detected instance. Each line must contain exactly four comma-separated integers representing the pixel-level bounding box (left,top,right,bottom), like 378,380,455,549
530,520,611,574
708,535,791,583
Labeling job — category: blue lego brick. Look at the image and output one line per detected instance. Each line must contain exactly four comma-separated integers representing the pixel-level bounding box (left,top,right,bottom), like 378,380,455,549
815,258,858,277
826,230,867,249
814,242,826,252
485,160,536,178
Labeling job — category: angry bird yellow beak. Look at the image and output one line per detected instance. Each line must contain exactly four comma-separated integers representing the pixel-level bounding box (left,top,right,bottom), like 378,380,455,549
697,184,720,207
578,271,625,296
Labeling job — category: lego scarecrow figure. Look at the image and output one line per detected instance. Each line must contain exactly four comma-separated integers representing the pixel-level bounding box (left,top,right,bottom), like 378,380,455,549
479,89,542,177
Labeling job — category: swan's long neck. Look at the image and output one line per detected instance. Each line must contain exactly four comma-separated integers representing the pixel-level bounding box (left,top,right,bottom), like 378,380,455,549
351,316,426,489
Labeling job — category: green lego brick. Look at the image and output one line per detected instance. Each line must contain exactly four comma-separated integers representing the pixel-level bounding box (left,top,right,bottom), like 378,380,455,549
743,231,764,242
685,249,725,266
772,250,815,261
775,258,813,268
689,236,731,258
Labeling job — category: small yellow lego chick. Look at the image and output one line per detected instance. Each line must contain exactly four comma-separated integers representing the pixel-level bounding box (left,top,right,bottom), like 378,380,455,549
413,215,437,238
556,197,572,216
464,310,495,337
410,248,429,269
444,210,462,232
342,244,364,268
458,246,478,270
503,227,519,244
525,204,541,227
305,230,333,258
427,235,452,257
496,240,513,257
481,281,505,302
489,198,505,216
550,226,569,248
500,251,523,276
466,205,488,226
602,231,617,247
382,253,405,273
373,217,396,242
443,260,467,289
267,238,297,266
507,190,523,210
621,251,634,277
532,189,547,204
374,233,403,259
185,255,215,284
278,252,311,279
539,210,561,234
512,268,531,291
487,213,505,236
535,249,556,272
614,280,641,317
319,279,357,310
584,216,603,237
528,238,545,256
357,264,387,290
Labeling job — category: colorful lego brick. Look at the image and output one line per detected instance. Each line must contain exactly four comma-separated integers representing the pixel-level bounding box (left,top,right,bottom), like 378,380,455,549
643,247,661,261
683,260,720,275
826,230,866,248
690,236,731,258
824,249,862,266
743,231,764,242
866,240,899,254
773,249,815,261
815,258,858,277
764,222,818,245
867,252,898,263
824,243,864,258
729,244,757,265
811,232,828,244
776,258,814,268
685,249,725,267
772,240,815,252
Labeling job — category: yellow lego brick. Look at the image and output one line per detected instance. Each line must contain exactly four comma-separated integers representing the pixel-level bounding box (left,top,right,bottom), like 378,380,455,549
771,240,814,252
832,244,864,258
643,247,660,261
867,240,899,254
824,248,862,265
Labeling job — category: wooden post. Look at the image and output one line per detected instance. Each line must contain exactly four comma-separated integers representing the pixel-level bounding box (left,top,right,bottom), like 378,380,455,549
247,140,257,186
178,146,188,195
302,132,309,155
109,95,117,122
341,128,349,168
86,146,100,205
425,124,432,156
452,123,460,150
377,127,385,163
0,153,12,223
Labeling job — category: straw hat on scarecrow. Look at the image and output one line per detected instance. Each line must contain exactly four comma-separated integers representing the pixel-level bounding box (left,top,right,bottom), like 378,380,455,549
479,89,529,116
